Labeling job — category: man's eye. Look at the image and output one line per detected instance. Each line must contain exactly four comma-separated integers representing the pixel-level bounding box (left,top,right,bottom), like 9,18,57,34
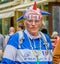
35,20,39,22
28,20,32,22
35,20,38,22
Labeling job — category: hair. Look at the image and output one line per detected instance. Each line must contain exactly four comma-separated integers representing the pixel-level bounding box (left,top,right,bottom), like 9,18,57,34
52,31,58,37
18,24,24,29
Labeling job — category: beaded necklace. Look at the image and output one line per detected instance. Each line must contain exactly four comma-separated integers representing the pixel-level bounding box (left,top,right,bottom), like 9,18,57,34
28,37,42,64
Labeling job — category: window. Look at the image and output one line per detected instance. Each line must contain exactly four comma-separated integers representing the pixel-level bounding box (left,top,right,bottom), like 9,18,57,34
1,0,4,2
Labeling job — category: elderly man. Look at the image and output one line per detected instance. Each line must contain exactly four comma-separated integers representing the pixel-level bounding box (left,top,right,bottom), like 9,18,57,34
1,1,53,64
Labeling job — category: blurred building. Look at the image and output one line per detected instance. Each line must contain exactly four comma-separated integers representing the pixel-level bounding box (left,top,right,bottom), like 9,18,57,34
0,0,60,36
48,0,60,36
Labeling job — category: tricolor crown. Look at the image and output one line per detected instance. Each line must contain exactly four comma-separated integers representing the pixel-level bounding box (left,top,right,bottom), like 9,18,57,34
17,1,50,21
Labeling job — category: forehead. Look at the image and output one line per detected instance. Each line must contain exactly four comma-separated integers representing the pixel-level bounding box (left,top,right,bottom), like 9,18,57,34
9,27,14,30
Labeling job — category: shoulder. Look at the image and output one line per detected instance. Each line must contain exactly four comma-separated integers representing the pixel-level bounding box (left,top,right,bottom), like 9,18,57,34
40,32,50,39
11,32,19,38
43,33,51,42
9,32,19,41
40,32,52,43
7,32,19,49
44,33,50,39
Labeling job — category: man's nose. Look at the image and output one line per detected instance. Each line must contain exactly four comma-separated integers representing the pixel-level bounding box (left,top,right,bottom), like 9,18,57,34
32,21,36,25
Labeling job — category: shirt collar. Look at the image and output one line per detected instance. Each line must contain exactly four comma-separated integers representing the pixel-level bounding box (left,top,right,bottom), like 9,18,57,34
24,29,41,39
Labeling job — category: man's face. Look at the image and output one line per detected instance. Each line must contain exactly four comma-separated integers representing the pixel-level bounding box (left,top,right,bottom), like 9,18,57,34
24,15,42,36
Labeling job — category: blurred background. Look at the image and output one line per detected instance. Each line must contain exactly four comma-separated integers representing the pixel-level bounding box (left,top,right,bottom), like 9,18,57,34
0,0,60,36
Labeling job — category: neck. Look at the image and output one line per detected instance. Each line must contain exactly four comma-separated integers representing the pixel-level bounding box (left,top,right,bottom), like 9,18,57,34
29,32,38,37
25,30,40,39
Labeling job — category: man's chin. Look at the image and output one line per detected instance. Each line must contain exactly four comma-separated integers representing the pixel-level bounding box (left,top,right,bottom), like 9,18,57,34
30,31,37,33
29,31,38,36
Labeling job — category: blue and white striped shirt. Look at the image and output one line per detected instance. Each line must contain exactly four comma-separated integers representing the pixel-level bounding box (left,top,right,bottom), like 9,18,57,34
1,30,53,64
